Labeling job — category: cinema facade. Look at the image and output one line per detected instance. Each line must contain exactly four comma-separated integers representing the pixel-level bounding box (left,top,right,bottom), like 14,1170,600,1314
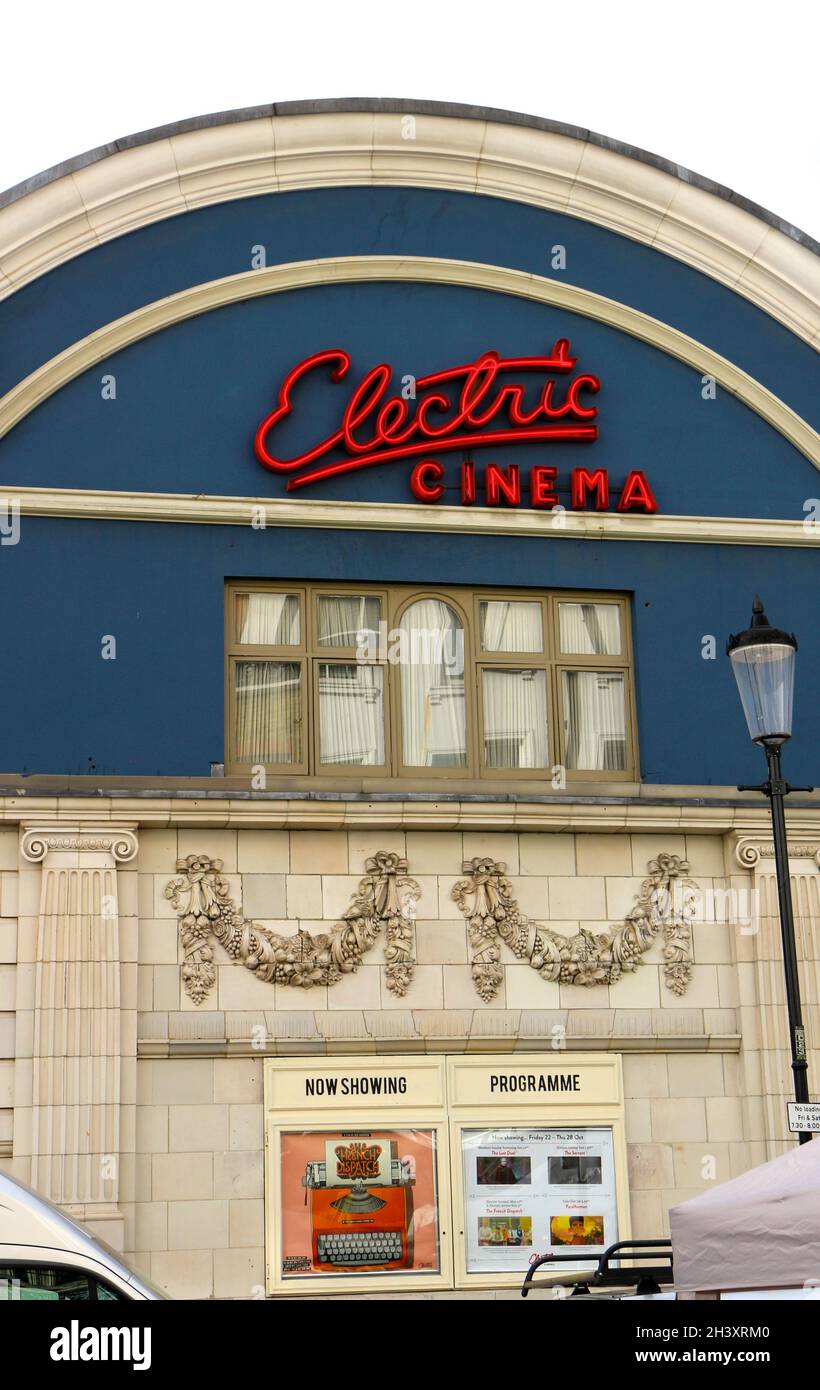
0,99,818,1299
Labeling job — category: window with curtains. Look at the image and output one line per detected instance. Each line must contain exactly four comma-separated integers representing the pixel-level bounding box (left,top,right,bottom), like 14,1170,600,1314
225,584,637,781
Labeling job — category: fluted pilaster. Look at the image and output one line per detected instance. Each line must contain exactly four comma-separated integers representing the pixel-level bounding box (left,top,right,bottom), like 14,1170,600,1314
732,834,820,1155
21,826,138,1238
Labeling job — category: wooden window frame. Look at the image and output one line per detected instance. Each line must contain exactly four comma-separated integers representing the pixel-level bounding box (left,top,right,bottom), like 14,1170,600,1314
310,587,388,655
231,586,306,652
477,662,552,781
224,582,639,784
392,588,476,781
473,592,551,781
227,653,309,775
550,593,636,783
311,656,392,775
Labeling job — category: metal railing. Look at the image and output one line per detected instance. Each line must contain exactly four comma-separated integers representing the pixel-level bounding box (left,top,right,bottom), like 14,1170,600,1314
521,1238,673,1298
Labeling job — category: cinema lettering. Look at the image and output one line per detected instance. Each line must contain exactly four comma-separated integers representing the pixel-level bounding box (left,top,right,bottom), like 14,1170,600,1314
254,340,658,513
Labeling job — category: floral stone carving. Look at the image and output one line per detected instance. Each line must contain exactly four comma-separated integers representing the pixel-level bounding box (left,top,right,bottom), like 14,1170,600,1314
452,853,697,1002
165,851,420,1004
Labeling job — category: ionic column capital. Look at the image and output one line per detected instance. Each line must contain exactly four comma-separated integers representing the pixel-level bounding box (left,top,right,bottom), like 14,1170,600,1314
21,824,139,865
732,833,820,871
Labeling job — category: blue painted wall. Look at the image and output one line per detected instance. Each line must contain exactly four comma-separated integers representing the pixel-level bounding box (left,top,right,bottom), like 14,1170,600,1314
1,184,817,783
1,187,817,428
2,279,817,518
3,517,817,785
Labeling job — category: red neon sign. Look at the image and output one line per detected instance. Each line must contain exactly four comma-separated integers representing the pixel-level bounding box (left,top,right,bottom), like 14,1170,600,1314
616,469,656,512
254,340,600,491
411,460,657,512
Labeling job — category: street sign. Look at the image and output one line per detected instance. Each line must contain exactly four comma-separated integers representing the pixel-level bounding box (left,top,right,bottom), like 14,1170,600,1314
787,1102,820,1134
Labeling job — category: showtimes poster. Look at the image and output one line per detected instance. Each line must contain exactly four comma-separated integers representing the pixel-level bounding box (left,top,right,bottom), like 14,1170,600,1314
462,1127,618,1274
279,1128,441,1280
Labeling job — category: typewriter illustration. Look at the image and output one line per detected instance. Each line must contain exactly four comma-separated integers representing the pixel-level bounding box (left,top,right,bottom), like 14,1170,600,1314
302,1138,415,1270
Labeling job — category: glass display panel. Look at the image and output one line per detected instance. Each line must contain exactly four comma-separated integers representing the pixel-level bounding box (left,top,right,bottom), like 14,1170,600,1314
280,1128,441,1281
461,1126,618,1275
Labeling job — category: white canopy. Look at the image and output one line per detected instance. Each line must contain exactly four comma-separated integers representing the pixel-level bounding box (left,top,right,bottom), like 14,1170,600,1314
670,1137,820,1293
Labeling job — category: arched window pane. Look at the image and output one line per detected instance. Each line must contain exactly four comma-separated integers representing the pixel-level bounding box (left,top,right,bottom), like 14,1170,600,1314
400,600,466,767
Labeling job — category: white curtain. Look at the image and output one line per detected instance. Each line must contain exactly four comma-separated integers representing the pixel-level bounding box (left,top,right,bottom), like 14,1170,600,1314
562,670,626,770
482,669,548,768
317,594,380,648
400,600,466,767
480,600,543,652
319,663,385,765
236,593,300,645
558,602,621,656
235,660,302,763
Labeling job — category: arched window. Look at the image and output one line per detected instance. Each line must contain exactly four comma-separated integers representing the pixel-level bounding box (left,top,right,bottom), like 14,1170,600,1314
225,583,635,782
399,599,467,767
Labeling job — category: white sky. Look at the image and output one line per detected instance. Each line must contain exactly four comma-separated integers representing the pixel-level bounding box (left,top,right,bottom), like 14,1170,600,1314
1,0,818,237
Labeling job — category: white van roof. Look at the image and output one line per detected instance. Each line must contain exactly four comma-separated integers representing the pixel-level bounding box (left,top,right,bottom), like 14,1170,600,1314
0,1169,164,1297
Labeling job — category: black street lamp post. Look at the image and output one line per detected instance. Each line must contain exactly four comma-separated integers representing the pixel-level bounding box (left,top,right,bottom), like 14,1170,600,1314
727,597,814,1144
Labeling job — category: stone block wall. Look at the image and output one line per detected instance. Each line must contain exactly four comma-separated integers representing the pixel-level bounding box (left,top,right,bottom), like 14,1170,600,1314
136,827,732,1018
2,817,819,1298
129,825,740,1295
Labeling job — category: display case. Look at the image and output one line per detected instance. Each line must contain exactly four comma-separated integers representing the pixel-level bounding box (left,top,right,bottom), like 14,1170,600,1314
460,1125,619,1276
264,1056,452,1295
264,1052,628,1294
447,1054,630,1289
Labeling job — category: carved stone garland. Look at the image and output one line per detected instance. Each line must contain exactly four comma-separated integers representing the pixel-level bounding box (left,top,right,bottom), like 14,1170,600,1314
452,853,697,1002
165,851,420,1004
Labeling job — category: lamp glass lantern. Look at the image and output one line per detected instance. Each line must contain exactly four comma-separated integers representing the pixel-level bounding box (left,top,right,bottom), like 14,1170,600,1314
726,597,797,746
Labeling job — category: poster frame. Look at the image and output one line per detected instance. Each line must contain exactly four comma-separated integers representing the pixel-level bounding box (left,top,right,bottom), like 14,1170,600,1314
445,1054,631,1290
264,1056,452,1296
262,1052,629,1295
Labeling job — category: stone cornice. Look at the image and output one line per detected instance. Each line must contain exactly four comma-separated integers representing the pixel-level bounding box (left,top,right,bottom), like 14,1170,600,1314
136,1001,742,1056
2,485,818,547
5,799,820,835
3,99,814,251
0,108,816,345
137,1035,742,1058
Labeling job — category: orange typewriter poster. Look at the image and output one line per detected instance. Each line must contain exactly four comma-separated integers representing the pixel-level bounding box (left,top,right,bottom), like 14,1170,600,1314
280,1129,441,1280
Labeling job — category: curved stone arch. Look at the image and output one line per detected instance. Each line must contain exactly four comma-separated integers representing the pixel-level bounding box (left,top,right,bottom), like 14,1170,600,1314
1,254,817,472
0,102,817,346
